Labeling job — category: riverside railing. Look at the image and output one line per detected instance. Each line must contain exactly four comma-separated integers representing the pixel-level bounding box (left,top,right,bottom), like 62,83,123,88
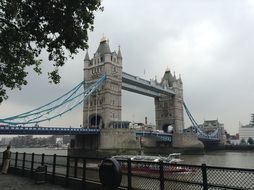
0,151,254,190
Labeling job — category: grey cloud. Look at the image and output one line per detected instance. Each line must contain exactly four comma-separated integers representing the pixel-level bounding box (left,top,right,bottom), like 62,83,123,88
1,0,254,135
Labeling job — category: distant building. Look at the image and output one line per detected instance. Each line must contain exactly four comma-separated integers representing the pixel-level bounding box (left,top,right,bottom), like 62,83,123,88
199,120,224,133
0,137,11,145
239,114,254,142
230,134,240,145
56,137,63,145
108,121,130,129
200,119,226,144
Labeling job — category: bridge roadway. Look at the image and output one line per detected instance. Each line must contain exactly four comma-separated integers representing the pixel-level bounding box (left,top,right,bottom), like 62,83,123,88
122,72,175,97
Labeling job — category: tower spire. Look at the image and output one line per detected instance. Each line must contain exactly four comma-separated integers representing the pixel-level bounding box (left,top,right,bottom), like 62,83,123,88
96,37,111,55
117,45,122,59
84,51,90,61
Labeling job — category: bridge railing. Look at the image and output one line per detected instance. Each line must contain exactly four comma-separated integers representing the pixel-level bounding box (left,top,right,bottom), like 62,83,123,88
0,151,254,189
0,126,100,135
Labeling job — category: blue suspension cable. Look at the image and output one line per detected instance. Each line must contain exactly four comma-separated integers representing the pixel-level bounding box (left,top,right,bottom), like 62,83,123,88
1,81,84,120
183,101,219,139
0,75,106,125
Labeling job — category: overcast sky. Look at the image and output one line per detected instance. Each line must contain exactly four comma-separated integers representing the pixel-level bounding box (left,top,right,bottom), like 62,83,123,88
1,0,254,135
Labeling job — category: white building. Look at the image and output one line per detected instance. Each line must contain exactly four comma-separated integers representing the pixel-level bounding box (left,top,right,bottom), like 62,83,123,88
239,114,254,142
239,126,254,141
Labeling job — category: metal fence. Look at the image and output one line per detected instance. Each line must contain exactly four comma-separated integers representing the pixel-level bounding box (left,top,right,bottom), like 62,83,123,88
0,152,254,190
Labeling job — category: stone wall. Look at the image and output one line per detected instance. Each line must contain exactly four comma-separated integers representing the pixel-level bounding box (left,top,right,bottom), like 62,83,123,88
69,129,141,157
172,133,204,149
99,128,141,150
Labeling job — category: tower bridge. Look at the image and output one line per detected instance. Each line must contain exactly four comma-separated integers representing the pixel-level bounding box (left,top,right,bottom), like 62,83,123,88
73,37,202,156
82,37,185,134
0,37,222,156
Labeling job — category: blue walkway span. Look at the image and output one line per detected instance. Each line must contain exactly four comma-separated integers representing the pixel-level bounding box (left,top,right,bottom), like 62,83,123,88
136,131,172,142
0,125,100,135
0,125,172,142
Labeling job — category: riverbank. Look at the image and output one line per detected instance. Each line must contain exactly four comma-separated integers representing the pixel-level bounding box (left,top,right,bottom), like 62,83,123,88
224,144,254,151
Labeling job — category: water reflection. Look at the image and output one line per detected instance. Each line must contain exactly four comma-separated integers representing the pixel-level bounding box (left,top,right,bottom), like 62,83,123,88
182,151,254,168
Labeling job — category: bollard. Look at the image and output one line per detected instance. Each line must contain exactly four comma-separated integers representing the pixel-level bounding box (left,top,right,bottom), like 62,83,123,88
99,158,122,190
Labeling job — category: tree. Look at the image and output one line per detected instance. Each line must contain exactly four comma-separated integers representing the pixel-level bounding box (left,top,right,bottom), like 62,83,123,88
0,0,102,103
247,137,254,145
240,138,246,145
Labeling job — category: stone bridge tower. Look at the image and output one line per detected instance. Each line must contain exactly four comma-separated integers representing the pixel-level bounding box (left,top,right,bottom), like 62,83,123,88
70,38,140,157
83,37,123,128
155,69,184,133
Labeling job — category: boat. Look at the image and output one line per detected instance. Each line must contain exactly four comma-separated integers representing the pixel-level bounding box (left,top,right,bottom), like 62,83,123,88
45,144,68,150
112,153,194,175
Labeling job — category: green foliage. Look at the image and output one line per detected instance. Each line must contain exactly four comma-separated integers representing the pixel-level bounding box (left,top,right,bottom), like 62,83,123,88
247,137,254,145
240,138,246,145
0,0,102,103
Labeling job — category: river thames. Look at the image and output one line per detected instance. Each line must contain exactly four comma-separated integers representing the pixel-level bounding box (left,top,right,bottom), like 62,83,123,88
1,147,254,169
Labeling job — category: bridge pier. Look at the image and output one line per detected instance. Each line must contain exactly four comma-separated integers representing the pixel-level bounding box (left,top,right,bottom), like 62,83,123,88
69,128,141,157
139,132,204,154
172,132,204,152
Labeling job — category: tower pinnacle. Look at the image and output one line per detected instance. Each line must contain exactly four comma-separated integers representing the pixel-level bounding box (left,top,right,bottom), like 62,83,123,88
96,37,111,55
100,36,107,43
84,51,90,61
117,45,122,59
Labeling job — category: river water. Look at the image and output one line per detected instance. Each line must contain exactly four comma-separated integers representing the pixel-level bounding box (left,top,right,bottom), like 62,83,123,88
0,148,254,169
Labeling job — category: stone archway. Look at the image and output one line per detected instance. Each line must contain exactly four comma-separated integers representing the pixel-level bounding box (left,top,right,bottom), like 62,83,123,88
162,119,175,133
89,114,104,128
162,123,171,133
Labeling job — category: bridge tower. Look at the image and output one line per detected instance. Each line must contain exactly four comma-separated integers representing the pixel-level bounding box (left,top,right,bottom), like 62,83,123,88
83,37,123,128
155,69,184,133
70,38,140,157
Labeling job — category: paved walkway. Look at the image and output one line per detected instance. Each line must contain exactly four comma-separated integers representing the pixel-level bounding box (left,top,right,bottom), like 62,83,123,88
0,174,70,190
